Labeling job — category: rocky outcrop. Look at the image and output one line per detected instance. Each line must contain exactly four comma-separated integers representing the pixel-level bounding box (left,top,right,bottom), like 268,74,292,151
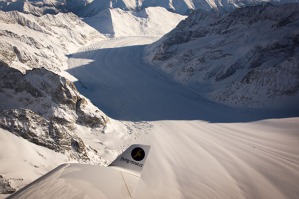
0,175,16,194
0,61,109,162
0,61,108,126
0,109,93,161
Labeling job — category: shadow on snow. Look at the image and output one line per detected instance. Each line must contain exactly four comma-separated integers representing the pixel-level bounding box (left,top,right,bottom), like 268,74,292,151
67,44,299,123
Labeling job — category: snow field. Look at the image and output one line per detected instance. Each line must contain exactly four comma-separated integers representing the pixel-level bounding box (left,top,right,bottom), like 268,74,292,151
65,36,299,199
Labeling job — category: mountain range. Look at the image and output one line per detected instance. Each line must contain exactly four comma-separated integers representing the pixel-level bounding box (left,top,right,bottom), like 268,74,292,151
0,0,299,197
1,0,299,17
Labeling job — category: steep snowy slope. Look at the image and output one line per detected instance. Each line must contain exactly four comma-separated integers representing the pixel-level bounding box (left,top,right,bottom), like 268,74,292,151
84,7,186,37
145,3,299,109
0,10,104,72
0,128,69,195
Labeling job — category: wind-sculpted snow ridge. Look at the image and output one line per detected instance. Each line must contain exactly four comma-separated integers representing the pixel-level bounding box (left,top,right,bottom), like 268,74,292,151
0,10,104,73
145,3,299,109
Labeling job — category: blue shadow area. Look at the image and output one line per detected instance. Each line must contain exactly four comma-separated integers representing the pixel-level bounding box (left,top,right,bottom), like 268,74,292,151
67,44,299,123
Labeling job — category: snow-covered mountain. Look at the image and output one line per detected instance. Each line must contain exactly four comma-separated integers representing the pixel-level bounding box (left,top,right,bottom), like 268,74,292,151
0,0,61,16
2,0,299,17
1,1,299,198
0,61,108,127
0,10,104,73
145,3,299,109
79,0,299,16
84,7,186,37
0,6,184,72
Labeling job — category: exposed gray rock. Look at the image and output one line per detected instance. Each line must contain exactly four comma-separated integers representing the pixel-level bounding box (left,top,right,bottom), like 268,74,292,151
0,109,91,161
0,175,16,194
0,61,108,126
0,61,109,162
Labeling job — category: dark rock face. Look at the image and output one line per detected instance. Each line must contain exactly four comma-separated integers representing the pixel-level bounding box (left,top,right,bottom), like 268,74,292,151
0,61,42,98
0,109,90,160
0,175,16,194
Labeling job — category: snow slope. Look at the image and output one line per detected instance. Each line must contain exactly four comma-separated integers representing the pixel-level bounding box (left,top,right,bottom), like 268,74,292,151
9,36,299,199
136,118,299,199
8,118,299,199
83,7,186,37
0,128,69,196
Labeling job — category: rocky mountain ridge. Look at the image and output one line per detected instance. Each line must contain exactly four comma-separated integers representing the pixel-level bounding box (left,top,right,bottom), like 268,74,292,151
0,61,109,164
145,3,299,109
0,10,104,73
